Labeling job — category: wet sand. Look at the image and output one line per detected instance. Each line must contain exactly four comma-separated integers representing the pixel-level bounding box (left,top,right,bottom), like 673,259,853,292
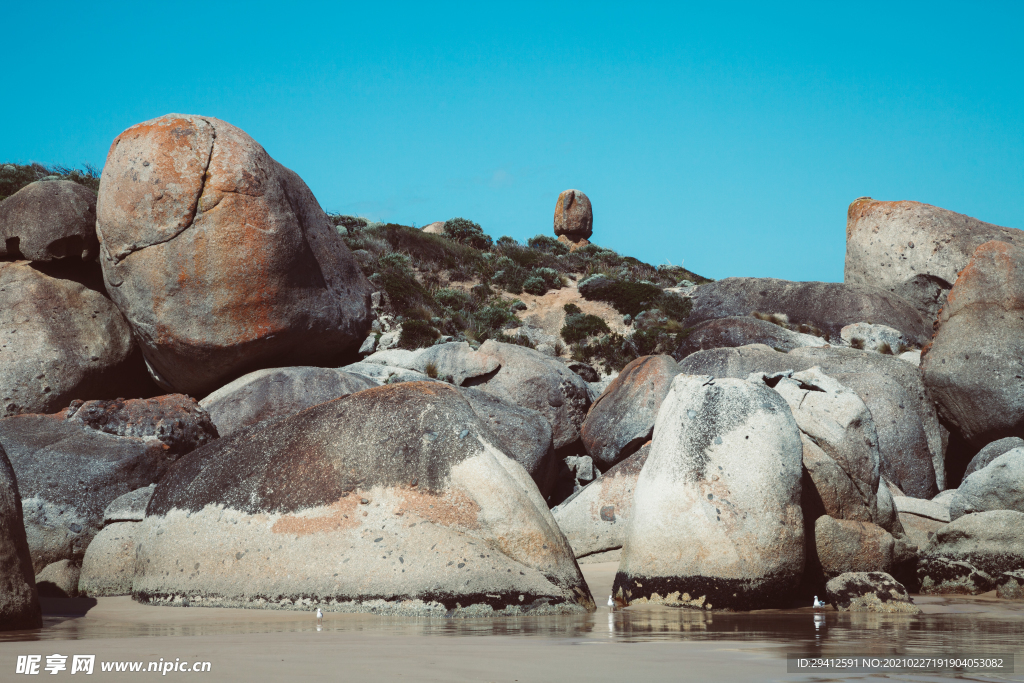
1,563,1022,682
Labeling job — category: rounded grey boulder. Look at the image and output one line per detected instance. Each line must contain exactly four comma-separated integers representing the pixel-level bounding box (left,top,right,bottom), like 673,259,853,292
473,340,590,450
949,449,1024,520
134,382,593,615
684,277,930,346
554,443,649,561
0,261,149,418
0,180,98,262
922,241,1024,453
613,375,805,610
581,355,679,467
79,522,140,597
918,510,1024,594
199,366,376,437
0,413,186,571
674,316,826,360
825,571,920,613
964,437,1024,479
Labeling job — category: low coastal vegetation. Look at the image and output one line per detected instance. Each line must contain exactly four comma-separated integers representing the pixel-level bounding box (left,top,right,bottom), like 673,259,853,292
1,162,100,201
332,215,710,370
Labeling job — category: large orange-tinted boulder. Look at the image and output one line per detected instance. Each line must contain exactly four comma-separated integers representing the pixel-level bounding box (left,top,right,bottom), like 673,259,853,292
96,114,374,396
922,241,1024,450
553,189,592,242
844,198,1022,323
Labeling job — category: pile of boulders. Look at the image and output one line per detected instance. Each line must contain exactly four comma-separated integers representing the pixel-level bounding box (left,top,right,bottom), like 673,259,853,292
2,114,1023,629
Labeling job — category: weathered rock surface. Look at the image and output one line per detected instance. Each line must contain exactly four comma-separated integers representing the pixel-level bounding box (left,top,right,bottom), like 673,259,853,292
964,437,1024,478
767,368,881,523
340,362,433,385
61,395,218,455
78,522,140,597
0,180,98,262
613,375,804,610
825,572,920,613
553,190,592,242
844,198,1022,322
362,342,500,386
103,485,156,524
134,382,593,615
684,278,930,346
96,114,374,396
917,556,995,594
814,516,895,579
899,511,946,551
199,367,375,437
553,444,649,560
0,444,41,630
997,570,1024,599
0,261,150,418
893,496,950,523
677,344,798,378
949,449,1024,520
34,559,80,598
421,221,445,235
460,387,557,499
918,510,1024,594
840,323,911,355
674,316,826,361
473,341,590,450
680,344,944,497
0,414,181,571
580,355,679,467
923,241,1024,458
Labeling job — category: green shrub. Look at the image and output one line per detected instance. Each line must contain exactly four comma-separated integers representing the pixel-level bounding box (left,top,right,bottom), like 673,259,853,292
370,252,434,315
561,310,611,344
578,275,663,317
496,236,518,247
443,217,493,250
0,162,101,202
434,288,472,310
523,276,548,295
398,320,440,349
527,235,570,255
374,223,485,273
492,331,536,348
475,305,518,332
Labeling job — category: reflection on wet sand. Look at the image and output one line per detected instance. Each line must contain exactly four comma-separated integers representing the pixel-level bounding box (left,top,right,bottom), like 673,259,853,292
4,594,1023,659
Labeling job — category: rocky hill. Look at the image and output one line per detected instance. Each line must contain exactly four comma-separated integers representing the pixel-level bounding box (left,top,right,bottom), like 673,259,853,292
1,113,1023,625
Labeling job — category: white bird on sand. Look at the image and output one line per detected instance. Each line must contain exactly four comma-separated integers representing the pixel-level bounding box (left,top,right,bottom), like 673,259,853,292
607,595,614,608
316,608,323,621
812,596,825,609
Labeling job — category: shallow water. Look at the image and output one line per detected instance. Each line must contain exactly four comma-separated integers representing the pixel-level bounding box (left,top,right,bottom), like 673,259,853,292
5,594,1023,657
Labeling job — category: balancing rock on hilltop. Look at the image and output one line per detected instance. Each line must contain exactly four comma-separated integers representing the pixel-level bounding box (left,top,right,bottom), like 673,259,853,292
0,180,99,262
845,198,1023,323
553,189,592,249
133,382,593,615
96,114,374,396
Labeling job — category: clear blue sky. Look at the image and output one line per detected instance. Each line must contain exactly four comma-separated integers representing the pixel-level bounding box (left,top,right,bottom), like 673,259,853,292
3,2,1022,281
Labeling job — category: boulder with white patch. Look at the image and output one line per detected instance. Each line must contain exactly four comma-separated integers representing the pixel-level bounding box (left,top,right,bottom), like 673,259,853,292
133,382,593,615
613,375,804,610
554,444,649,561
